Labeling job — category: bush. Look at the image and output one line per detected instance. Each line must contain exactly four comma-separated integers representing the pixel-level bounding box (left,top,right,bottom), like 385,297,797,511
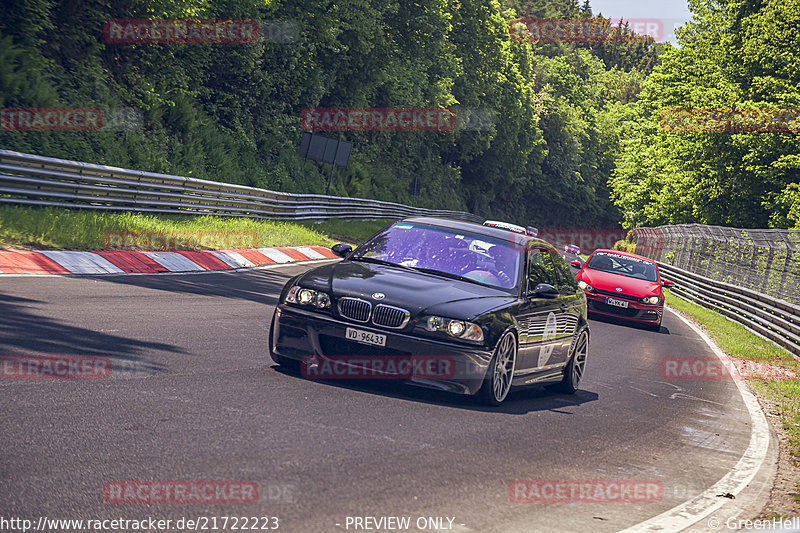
612,239,636,253
612,229,637,253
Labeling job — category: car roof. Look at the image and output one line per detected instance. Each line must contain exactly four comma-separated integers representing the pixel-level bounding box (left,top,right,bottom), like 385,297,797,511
398,217,554,250
590,248,657,263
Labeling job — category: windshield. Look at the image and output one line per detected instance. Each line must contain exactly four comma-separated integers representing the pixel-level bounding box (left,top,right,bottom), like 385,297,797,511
350,222,521,289
585,251,658,282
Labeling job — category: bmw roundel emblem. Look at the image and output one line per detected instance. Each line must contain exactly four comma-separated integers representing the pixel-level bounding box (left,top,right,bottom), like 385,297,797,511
615,288,623,292
372,292,385,300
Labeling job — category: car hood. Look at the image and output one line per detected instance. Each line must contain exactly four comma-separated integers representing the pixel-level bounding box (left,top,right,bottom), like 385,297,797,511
298,260,517,319
580,268,661,297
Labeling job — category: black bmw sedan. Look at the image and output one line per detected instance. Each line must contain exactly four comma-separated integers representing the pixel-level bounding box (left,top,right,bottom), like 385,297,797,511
269,217,589,405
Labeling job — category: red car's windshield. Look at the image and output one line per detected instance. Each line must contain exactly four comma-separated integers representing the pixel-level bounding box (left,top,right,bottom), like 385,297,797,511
585,251,658,282
351,222,521,289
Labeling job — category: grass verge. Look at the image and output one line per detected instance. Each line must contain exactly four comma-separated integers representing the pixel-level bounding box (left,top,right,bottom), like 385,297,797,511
666,292,798,371
299,218,397,245
0,205,394,250
666,292,800,505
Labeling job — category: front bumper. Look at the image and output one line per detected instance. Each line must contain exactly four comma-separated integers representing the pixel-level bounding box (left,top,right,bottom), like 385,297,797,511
583,292,662,324
270,305,494,395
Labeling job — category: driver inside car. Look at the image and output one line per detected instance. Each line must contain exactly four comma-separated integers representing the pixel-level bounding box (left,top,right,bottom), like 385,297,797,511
487,244,517,288
631,262,647,278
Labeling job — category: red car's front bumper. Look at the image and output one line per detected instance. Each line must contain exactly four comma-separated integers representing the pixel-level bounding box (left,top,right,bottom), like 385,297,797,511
583,291,662,325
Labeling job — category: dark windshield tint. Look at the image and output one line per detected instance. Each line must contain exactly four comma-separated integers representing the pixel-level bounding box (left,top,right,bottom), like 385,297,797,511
350,222,521,289
585,252,658,282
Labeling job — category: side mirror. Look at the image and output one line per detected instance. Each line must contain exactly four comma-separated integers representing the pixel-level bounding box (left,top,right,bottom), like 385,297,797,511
570,260,581,268
331,243,353,258
529,283,559,299
662,279,675,288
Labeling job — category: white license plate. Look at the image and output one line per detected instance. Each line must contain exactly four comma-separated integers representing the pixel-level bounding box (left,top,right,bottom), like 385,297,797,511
606,297,629,308
346,327,386,347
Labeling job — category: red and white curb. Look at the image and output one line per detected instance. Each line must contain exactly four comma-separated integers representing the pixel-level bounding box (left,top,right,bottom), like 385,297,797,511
0,246,338,275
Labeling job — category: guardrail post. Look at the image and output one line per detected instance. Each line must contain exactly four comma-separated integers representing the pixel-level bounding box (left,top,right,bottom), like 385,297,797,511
778,233,794,298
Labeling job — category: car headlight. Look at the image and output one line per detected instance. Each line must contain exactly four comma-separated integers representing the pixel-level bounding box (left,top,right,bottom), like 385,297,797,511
297,288,315,305
284,286,332,309
285,286,300,303
426,316,484,342
642,296,660,305
315,292,331,308
577,280,595,292
447,320,465,337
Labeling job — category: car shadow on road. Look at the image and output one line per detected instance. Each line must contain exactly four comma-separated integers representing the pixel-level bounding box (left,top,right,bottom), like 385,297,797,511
589,313,671,334
0,292,173,377
270,364,599,414
79,268,292,306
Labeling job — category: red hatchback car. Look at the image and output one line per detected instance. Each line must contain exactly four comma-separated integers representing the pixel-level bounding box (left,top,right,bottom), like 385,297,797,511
575,249,674,331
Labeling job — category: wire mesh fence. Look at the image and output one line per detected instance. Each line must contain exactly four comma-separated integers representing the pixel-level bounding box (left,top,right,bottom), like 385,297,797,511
633,224,800,305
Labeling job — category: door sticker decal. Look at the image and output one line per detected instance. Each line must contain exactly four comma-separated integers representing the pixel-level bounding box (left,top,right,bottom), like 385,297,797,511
538,311,558,367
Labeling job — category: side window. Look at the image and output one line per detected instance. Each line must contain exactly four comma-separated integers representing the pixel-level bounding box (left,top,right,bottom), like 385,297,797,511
549,250,577,290
527,249,557,289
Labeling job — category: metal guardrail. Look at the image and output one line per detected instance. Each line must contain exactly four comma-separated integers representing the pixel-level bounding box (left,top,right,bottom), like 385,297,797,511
657,261,800,357
0,150,483,223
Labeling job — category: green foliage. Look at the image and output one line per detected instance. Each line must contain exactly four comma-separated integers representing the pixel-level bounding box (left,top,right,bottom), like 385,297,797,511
611,229,635,252
769,183,800,229
299,218,396,244
611,239,634,252
610,0,800,229
0,0,666,228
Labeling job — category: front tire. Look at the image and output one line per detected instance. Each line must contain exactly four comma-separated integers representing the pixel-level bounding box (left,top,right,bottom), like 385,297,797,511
555,327,589,394
478,331,517,406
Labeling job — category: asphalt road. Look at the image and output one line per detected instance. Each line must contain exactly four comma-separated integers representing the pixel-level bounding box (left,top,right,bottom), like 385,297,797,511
0,263,756,532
